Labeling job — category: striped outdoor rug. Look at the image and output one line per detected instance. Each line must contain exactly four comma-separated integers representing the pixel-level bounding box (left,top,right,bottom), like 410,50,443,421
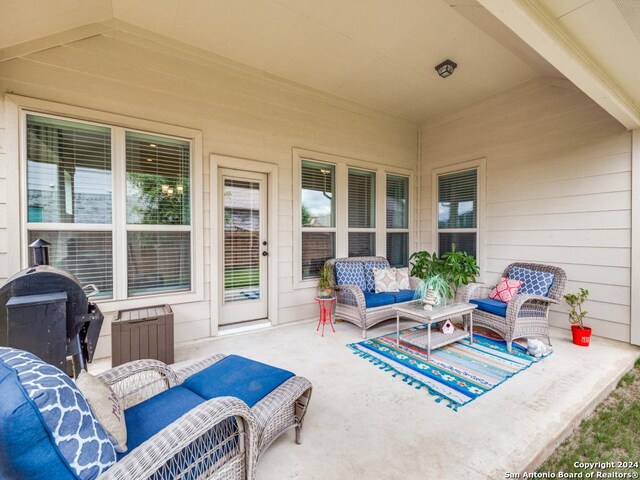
348,326,550,410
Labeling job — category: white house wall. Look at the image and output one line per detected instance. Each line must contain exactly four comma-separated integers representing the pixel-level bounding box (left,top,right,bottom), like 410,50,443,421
0,25,418,358
420,79,632,342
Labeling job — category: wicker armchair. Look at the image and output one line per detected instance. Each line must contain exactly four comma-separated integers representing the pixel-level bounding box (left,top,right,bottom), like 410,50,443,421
96,359,257,480
328,256,420,338
461,262,567,353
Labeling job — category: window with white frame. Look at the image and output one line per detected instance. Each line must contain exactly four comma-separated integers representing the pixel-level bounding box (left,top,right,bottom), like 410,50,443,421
300,160,335,280
348,168,375,257
437,168,478,257
386,174,409,267
25,113,192,300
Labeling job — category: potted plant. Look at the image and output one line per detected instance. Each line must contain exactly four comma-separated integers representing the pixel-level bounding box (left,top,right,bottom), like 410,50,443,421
564,288,591,346
414,274,453,306
316,261,334,298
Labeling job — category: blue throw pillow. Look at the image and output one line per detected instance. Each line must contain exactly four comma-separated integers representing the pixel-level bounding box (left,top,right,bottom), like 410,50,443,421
508,266,555,296
362,260,389,292
334,261,367,291
0,347,116,480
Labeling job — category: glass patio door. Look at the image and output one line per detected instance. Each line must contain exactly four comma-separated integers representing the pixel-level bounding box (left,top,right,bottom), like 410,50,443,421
219,170,268,324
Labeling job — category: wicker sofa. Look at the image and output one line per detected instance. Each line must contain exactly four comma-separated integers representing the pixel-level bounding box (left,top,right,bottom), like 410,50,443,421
461,262,567,353
0,348,312,480
328,256,419,338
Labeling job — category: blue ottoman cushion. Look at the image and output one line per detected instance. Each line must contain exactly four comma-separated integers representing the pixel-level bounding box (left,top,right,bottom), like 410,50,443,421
334,261,367,292
363,292,396,308
182,355,295,408
0,347,115,480
470,298,508,317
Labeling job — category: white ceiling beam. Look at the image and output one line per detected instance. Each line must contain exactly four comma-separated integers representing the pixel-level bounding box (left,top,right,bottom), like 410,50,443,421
477,0,640,130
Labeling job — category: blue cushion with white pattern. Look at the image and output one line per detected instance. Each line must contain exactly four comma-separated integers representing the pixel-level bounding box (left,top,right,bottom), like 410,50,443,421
334,262,367,291
362,260,389,292
508,266,555,297
0,347,116,480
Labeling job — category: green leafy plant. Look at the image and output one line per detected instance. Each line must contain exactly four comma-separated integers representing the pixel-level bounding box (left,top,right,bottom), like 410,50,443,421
317,261,334,297
564,288,589,329
409,244,480,298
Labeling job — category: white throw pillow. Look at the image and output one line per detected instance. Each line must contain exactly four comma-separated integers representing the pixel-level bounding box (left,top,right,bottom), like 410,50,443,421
76,370,128,453
395,267,411,290
373,268,399,293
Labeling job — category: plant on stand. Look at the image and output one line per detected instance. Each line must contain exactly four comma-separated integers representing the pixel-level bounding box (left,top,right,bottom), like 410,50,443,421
564,288,591,346
316,261,334,298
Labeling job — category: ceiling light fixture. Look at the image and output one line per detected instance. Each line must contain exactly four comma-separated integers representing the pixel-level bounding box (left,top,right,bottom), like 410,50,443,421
435,59,457,78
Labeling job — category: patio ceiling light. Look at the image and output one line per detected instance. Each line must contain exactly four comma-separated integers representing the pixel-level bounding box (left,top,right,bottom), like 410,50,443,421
435,59,457,78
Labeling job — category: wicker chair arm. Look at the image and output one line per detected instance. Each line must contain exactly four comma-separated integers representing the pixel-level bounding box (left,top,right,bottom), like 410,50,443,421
507,294,559,318
175,353,228,383
334,284,365,308
460,282,486,303
97,360,179,408
97,397,257,480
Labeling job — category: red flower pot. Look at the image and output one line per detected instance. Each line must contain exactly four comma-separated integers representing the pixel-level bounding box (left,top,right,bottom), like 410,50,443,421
571,324,592,347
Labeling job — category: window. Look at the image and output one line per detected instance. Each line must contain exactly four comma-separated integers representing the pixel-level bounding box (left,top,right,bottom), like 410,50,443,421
25,113,193,300
386,175,409,267
348,169,375,257
437,168,477,257
301,160,335,279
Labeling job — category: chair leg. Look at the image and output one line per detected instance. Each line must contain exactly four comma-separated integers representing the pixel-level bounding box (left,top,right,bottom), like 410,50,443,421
362,329,367,339
548,336,552,346
506,341,513,354
295,425,303,444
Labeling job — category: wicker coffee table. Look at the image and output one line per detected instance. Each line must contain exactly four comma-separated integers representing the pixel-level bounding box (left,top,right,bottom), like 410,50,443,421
395,300,477,361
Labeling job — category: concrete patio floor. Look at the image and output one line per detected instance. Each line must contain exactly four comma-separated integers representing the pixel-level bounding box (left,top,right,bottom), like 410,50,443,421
94,318,639,479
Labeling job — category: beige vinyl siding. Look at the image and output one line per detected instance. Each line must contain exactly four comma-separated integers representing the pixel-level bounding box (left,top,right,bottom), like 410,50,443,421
420,79,632,342
0,23,418,358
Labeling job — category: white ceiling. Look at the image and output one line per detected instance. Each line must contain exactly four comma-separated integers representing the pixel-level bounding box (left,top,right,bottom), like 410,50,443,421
1,0,565,124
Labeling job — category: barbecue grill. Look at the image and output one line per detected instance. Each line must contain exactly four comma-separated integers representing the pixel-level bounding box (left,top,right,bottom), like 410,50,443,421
0,239,103,376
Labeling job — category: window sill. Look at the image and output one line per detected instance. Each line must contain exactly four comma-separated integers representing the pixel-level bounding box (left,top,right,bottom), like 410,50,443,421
95,290,204,314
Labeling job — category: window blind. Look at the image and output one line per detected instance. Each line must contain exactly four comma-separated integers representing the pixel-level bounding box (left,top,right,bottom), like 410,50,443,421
387,232,408,268
438,169,477,229
348,169,375,228
301,160,334,227
348,232,375,257
127,231,191,296
29,230,113,298
26,114,112,224
126,132,190,225
301,232,335,280
438,232,477,258
386,175,408,229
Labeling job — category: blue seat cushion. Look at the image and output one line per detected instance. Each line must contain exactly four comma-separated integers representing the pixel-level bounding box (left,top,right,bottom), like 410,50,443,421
508,266,555,296
362,260,389,292
470,298,508,317
0,347,116,480
120,386,206,457
182,355,295,408
334,261,367,292
363,291,396,308
388,289,416,303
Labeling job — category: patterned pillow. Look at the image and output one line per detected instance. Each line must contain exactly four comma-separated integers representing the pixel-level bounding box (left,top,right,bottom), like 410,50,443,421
0,348,116,479
363,260,389,292
395,267,411,290
373,268,399,293
334,261,367,291
489,277,523,303
508,266,555,296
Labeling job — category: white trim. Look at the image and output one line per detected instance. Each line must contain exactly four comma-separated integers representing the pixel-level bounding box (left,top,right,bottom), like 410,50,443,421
431,158,487,280
292,147,414,289
631,129,640,346
210,154,279,337
5,94,205,310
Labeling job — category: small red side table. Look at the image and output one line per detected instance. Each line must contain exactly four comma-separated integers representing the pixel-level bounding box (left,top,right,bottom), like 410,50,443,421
314,296,336,336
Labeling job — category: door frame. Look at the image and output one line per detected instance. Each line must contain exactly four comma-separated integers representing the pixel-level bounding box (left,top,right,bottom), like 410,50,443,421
210,154,279,337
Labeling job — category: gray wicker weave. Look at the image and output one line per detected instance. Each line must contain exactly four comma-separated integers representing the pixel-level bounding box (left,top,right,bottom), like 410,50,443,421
95,359,257,480
176,355,313,459
328,256,420,338
461,262,567,353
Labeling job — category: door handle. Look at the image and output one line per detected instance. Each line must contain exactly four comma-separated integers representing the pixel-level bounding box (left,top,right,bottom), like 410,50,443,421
262,251,268,256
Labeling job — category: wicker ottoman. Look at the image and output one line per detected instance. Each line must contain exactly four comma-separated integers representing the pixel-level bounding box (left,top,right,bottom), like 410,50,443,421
176,354,313,459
